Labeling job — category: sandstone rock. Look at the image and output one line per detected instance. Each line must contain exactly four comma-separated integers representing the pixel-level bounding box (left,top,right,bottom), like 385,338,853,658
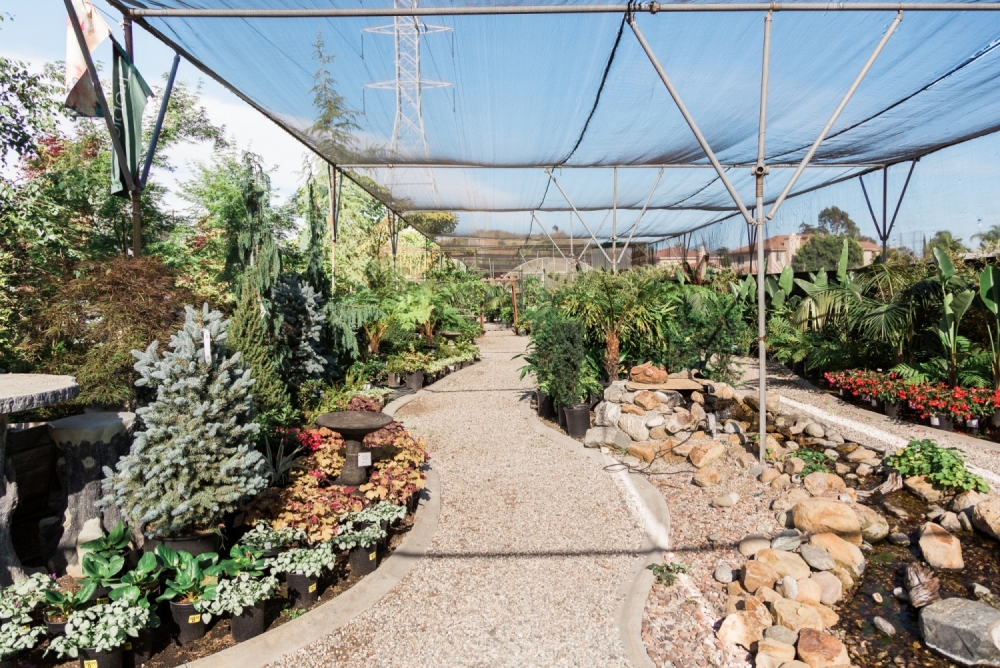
689,441,726,468
782,662,810,668
628,442,656,463
657,390,684,408
919,522,964,569
796,628,849,668
771,529,803,552
799,544,835,571
690,390,705,405
757,549,811,580
802,472,846,498
829,565,855,591
621,391,635,404
744,393,782,413
714,383,735,400
758,637,797,662
761,468,781,484
855,462,873,477
904,475,944,503
973,495,1000,540
764,625,799,645
618,414,650,441
938,511,962,533
810,533,865,578
771,473,792,490
630,361,668,384
804,601,840,628
920,598,1000,667
854,503,890,543
846,446,877,463
737,452,758,468
712,492,739,508
594,401,622,427
584,426,631,449
803,422,825,438
716,610,766,650
644,414,665,429
634,391,661,411
809,572,844,606
739,534,772,558
785,457,806,475
833,462,850,476
960,511,974,532
757,585,781,603
672,438,697,457
621,404,646,416
773,488,812,513
771,597,824,632
664,412,696,434
953,490,989,514
888,532,910,546
777,575,799,601
792,498,862,545
648,426,669,441
694,467,720,488
742,560,780,593
690,402,708,423
604,382,626,402
796,577,823,605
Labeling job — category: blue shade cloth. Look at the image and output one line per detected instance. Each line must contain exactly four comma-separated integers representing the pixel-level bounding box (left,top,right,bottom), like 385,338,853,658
114,0,1000,242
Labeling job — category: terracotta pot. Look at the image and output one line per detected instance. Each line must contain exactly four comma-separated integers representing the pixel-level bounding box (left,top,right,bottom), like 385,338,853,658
78,646,123,668
286,572,319,609
169,601,206,644
349,545,378,577
230,601,266,642
563,404,591,438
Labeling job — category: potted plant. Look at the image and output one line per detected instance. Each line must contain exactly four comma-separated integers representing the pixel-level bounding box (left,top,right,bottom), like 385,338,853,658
197,572,278,642
80,522,132,566
269,543,337,608
387,350,430,392
154,545,219,644
518,307,560,419
108,552,163,662
0,573,58,624
43,583,97,636
548,319,591,438
0,622,44,668
45,600,152,668
101,305,269,556
332,522,387,578
81,552,126,603
239,522,306,559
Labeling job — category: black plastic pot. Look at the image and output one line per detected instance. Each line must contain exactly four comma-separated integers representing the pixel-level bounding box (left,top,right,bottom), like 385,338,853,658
536,389,556,419
405,371,424,392
231,601,266,642
967,417,981,431
46,617,67,636
884,402,902,419
558,405,566,429
144,532,221,558
929,415,954,432
89,585,112,604
169,601,206,644
79,646,123,668
349,545,378,577
0,657,14,668
123,627,155,668
387,372,402,387
563,404,591,438
286,572,319,609
992,407,1000,428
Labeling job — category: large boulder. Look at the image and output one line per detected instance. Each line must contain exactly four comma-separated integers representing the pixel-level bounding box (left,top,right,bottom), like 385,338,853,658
716,597,773,650
920,598,1000,666
593,401,622,427
664,412,696,434
604,380,627,403
689,441,725,469
973,496,1000,541
771,597,824,632
617,414,650,442
803,472,846,498
744,392,782,413
742,560,780,593
756,549,811,581
583,426,631,449
905,475,944,503
809,532,865,578
953,490,989,514
792,498,862,545
630,362,668,384
796,628,849,668
854,503,890,543
919,522,964,570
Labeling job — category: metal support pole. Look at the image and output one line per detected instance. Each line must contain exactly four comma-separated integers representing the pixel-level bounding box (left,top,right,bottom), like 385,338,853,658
756,10,772,462
546,168,613,264
629,15,754,226
141,53,180,188
766,11,902,221
620,168,663,255
887,159,917,250
531,212,570,262
123,16,133,57
612,167,618,274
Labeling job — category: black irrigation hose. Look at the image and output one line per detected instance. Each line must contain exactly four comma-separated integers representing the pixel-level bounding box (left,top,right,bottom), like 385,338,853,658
602,428,699,476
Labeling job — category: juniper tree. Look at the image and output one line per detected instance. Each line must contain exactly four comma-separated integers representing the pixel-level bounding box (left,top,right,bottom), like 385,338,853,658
101,304,268,538
227,286,291,416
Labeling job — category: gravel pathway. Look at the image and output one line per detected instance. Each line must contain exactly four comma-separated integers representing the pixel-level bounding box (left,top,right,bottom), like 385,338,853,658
272,330,643,667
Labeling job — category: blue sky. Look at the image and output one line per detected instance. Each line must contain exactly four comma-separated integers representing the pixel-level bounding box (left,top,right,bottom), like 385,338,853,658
4,0,1000,253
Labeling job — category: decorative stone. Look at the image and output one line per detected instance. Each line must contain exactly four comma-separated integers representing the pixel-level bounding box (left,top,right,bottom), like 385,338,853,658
694,467,720,488
796,628,849,667
742,560,780,592
803,422,825,438
663,412,696,434
777,575,799,601
960,512,974,532
716,596,773,649
953,490,989,514
809,572,843,606
617,414,650,442
938,511,963,532
583,426,631,449
627,442,656,463
593,401,622,427
764,624,798,646
888,532,911,546
760,468,781,484
739,534,771,558
630,362,669,384
792,498,862,545
810,533,865,577
854,504,890,543
690,402,708,422
874,616,896,636
770,473,792,490
784,457,806,475
644,414,664,428
689,441,725,469
737,452,758,468
758,637,796,662
771,529,803,552
904,475,944,503
621,404,645,416
927,505,945,520
856,463,873,477
690,390,705,405
772,597,824,632
845,446,877,463
805,601,840,628
796,577,823,605
919,522,964,569
773,488,811,514
633,390,661,411
803,472,846,498
972,496,1000,540
656,390,684,408
604,383,624,403
799,544,835,571
712,492,739,508
648,426,669,441
757,549,811,580
920,598,1000,667
714,563,735,583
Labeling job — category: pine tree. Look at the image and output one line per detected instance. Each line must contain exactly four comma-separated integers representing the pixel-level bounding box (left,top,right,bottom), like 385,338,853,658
227,287,291,416
271,274,327,389
102,304,268,538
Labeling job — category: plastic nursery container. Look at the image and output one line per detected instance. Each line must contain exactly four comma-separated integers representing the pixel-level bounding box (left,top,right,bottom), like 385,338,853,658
230,601,266,642
563,404,591,438
405,371,424,392
928,415,954,432
536,389,556,419
349,545,378,577
286,573,319,609
169,601,206,644
884,402,902,419
78,646,123,668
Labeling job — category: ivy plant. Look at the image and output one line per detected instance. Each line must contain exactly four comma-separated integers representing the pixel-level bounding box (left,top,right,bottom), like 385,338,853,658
647,562,689,587
794,449,835,476
885,439,989,493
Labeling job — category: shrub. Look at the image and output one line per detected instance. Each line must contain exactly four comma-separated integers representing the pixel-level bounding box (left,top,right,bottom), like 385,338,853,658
227,282,291,416
101,304,268,538
548,318,588,407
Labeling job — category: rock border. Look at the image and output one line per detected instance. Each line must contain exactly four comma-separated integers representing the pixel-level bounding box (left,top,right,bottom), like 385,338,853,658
518,396,670,668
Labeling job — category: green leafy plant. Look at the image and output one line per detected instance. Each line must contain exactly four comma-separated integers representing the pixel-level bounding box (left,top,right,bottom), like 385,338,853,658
347,501,407,526
109,552,162,607
646,562,689,586
331,523,387,551
45,600,151,659
196,572,279,618
209,544,271,578
239,522,307,552
79,521,131,561
269,543,338,579
794,449,836,476
43,582,98,623
0,622,45,659
155,545,220,607
81,551,127,589
979,265,1000,390
548,318,588,408
0,573,58,623
884,439,989,492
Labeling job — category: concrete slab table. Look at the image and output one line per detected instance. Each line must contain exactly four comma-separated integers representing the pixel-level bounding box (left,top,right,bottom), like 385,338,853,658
0,374,79,584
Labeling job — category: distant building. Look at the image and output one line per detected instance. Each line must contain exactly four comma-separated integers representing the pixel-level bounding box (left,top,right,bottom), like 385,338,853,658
651,245,709,269
728,233,881,274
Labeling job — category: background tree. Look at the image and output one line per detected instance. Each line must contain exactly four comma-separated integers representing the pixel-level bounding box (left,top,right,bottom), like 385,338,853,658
925,230,969,256
973,224,1000,252
408,211,458,237
793,234,863,272
800,206,862,237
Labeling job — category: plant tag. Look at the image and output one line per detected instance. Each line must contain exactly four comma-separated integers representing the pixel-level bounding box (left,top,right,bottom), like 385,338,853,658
188,614,201,624
85,661,98,668
969,419,980,428
930,416,940,426
368,551,376,561
308,583,317,593
202,328,211,363
124,642,132,650
357,452,372,467
97,597,109,604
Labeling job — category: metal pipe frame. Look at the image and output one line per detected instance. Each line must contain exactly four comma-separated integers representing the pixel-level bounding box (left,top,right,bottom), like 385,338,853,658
344,161,886,169
755,11,772,462
629,15,755,226
612,167,618,273
570,209,613,261
859,158,917,260
530,211,571,262
620,167,665,255
765,10,903,221
125,3,1000,17
545,168,614,264
141,53,180,188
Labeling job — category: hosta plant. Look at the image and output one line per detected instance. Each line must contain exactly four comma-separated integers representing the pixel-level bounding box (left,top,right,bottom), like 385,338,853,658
239,522,307,552
269,543,338,579
0,573,58,623
45,600,151,658
210,545,271,578
885,439,989,493
0,622,45,659
81,551,126,589
79,521,131,561
44,582,98,623
109,552,163,605
196,573,278,618
155,545,220,608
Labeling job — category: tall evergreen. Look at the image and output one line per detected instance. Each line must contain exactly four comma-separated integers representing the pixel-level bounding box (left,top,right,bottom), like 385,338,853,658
303,181,329,298
271,274,327,389
227,285,291,416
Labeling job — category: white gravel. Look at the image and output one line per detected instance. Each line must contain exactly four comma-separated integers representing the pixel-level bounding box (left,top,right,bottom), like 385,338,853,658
271,331,643,667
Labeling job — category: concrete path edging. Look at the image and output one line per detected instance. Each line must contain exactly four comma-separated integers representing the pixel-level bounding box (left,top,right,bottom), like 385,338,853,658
518,397,669,668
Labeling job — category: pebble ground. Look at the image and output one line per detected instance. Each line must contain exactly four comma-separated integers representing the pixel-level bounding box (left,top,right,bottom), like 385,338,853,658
271,330,643,667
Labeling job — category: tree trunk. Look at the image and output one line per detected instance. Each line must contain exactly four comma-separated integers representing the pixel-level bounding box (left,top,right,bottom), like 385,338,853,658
605,329,620,381
0,414,26,586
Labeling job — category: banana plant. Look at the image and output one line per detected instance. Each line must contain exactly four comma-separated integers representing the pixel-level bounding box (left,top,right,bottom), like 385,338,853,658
931,247,975,387
981,264,1000,389
792,240,861,330
764,265,795,311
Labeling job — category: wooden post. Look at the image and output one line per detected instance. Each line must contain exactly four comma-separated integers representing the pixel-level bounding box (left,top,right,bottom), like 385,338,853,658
511,279,518,328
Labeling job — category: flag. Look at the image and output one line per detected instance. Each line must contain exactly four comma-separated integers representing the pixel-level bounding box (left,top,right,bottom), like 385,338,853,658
64,0,111,117
111,39,152,197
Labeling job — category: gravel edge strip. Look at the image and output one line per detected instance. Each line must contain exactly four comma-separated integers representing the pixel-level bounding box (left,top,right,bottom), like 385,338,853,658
517,396,669,668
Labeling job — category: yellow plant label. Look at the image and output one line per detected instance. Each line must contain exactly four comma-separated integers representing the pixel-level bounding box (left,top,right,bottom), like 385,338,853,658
124,642,132,650
97,597,109,604
308,583,317,593
188,614,201,623
84,661,98,668
368,551,376,561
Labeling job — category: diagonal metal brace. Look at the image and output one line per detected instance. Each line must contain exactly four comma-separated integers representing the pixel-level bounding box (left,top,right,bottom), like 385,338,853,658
545,168,614,264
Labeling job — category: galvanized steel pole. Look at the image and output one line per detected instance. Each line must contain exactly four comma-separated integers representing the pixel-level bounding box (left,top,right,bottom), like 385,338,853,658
612,167,618,273
545,168,614,264
756,11,772,462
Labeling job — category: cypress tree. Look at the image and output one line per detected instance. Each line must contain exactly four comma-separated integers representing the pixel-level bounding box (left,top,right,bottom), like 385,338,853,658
228,286,292,416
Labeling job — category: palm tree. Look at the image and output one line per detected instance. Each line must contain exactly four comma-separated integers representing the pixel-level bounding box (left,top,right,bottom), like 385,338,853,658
973,224,1000,251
